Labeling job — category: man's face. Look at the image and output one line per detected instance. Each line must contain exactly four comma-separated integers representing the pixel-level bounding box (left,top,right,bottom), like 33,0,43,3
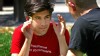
31,10,51,36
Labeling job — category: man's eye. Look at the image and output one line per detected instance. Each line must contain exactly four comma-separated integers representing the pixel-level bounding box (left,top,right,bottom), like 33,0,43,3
45,16,50,19
35,17,41,19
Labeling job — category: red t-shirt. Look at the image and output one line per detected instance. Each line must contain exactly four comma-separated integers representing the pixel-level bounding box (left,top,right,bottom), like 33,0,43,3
10,23,70,56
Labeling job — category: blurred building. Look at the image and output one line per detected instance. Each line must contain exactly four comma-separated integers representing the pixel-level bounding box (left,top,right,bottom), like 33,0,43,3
1,0,26,22
55,0,64,3
0,0,65,23
3,0,14,6
0,0,3,11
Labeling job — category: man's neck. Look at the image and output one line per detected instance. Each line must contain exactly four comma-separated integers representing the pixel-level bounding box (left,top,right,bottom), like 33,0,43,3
80,5,98,16
81,9,92,16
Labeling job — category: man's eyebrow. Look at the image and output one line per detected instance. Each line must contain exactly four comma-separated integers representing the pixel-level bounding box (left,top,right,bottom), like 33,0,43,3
46,14,51,16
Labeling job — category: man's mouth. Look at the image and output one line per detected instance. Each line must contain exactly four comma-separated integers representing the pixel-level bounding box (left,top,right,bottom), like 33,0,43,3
40,27,47,30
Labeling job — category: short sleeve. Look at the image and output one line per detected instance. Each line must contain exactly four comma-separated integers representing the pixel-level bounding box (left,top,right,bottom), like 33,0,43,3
69,18,89,53
10,25,25,54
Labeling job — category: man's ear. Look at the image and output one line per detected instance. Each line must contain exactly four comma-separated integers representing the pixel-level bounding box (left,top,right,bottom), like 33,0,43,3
26,16,32,21
68,1,76,11
26,16,29,21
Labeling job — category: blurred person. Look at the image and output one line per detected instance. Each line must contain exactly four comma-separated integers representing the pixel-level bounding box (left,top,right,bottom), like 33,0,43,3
10,0,70,56
65,0,100,56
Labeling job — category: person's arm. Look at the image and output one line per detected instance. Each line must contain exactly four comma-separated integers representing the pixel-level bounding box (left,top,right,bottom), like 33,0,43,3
66,18,89,56
12,39,32,56
11,19,33,56
11,54,18,56
11,39,32,56
67,49,84,56
52,14,69,56
57,35,68,56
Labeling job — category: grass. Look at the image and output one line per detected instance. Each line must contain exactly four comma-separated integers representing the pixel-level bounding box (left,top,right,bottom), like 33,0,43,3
0,32,12,56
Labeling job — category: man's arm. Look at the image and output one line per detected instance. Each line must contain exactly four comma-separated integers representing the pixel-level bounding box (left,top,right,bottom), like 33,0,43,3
58,35,68,56
66,49,84,56
52,14,69,56
11,39,32,56
11,19,33,56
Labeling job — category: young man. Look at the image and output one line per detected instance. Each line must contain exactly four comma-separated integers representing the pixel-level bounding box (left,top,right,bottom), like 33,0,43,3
65,0,100,56
10,0,70,56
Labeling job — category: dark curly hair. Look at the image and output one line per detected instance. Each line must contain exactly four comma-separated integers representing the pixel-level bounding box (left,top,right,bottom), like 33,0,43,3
24,2,54,16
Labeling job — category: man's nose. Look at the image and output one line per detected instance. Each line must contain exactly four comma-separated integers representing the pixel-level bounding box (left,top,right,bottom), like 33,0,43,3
41,19,46,26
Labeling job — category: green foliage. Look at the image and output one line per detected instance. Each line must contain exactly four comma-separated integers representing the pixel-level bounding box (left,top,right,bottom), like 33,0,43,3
0,32,12,56
83,54,87,56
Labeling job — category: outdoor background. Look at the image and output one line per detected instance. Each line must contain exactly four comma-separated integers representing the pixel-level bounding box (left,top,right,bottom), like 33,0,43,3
0,0,100,56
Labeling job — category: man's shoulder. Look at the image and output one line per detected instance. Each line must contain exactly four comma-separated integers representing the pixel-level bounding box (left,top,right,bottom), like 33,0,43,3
15,24,23,30
13,24,23,33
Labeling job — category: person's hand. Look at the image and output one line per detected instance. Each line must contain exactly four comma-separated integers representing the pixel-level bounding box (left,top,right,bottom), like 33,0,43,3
21,19,33,40
52,14,68,56
52,14,66,37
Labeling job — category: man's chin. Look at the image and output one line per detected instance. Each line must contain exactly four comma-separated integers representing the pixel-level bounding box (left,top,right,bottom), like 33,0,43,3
38,30,47,36
41,31,47,34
